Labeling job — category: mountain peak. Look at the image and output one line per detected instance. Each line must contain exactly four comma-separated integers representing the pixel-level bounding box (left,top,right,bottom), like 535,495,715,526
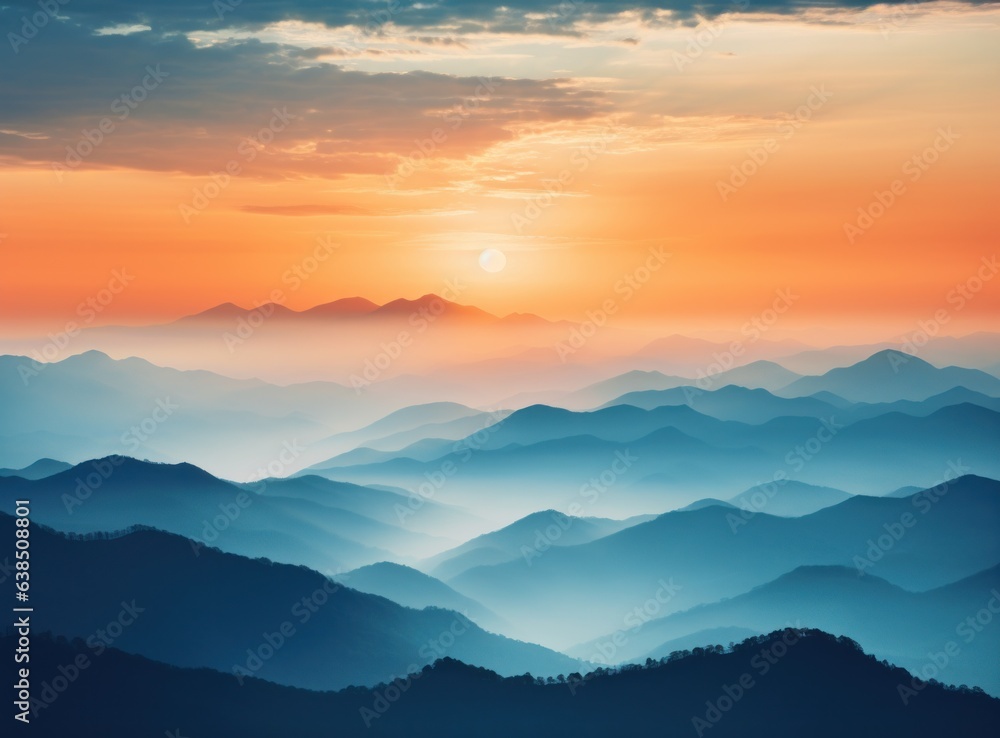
176,302,295,323
378,293,449,310
851,349,936,373
181,302,245,320
301,297,379,317
779,347,1000,403
372,294,497,321
63,349,114,364
57,456,226,488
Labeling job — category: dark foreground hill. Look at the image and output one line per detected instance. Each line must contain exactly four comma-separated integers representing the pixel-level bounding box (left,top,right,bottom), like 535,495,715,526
9,630,998,737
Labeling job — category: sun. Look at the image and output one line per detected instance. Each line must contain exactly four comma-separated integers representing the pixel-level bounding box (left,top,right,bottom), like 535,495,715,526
479,248,507,273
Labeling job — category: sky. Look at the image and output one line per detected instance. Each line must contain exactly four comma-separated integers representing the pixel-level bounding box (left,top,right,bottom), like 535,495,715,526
1,0,998,341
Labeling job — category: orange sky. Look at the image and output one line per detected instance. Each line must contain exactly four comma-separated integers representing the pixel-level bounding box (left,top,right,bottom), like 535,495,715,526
1,4,998,343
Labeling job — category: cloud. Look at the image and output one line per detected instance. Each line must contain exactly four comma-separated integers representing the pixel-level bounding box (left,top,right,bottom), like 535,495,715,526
0,129,49,140
410,36,470,48
0,13,608,178
1,0,986,37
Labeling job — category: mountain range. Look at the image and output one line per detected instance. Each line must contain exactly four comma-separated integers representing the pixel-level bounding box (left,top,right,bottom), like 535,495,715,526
305,402,1000,515
570,564,1000,695
420,509,655,580
333,562,507,633
0,457,471,570
447,476,1000,647
16,629,998,737
8,512,580,691
1,333,997,722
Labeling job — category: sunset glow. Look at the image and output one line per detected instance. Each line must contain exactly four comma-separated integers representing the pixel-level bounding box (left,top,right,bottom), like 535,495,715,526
2,3,997,344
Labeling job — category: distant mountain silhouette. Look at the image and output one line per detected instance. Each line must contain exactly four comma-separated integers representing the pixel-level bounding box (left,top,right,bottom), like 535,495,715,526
772,333,1000,375
14,629,998,736
884,485,925,498
316,401,1000,510
603,384,839,424
678,498,738,512
726,481,851,517
0,457,457,570
173,301,299,323
335,562,506,633
421,510,654,581
173,295,546,325
561,370,692,409
300,297,380,317
309,422,765,518
779,350,1000,402
448,476,1000,647
304,402,509,469
328,402,486,444
710,360,803,391
371,294,498,321
315,438,464,468
809,390,853,407
788,403,1000,490
562,362,802,410
439,403,739,452
0,457,70,479
249,473,478,537
3,512,580,691
844,386,1000,421
0,349,380,478
36,306,600,400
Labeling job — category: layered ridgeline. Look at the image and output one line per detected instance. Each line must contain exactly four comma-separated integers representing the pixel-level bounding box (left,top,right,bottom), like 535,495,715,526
680,481,851,518
0,458,70,479
303,403,1000,518
299,354,1000,516
2,345,999,487
14,630,999,737
2,340,998,723
0,457,478,571
600,381,1000,425
3,294,582,391
569,565,1000,696
446,477,1000,648
775,350,1000,403
0,349,521,480
2,512,580,691
0,350,366,479
5,298,996,394
4,460,997,680
331,562,509,635
419,509,655,580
